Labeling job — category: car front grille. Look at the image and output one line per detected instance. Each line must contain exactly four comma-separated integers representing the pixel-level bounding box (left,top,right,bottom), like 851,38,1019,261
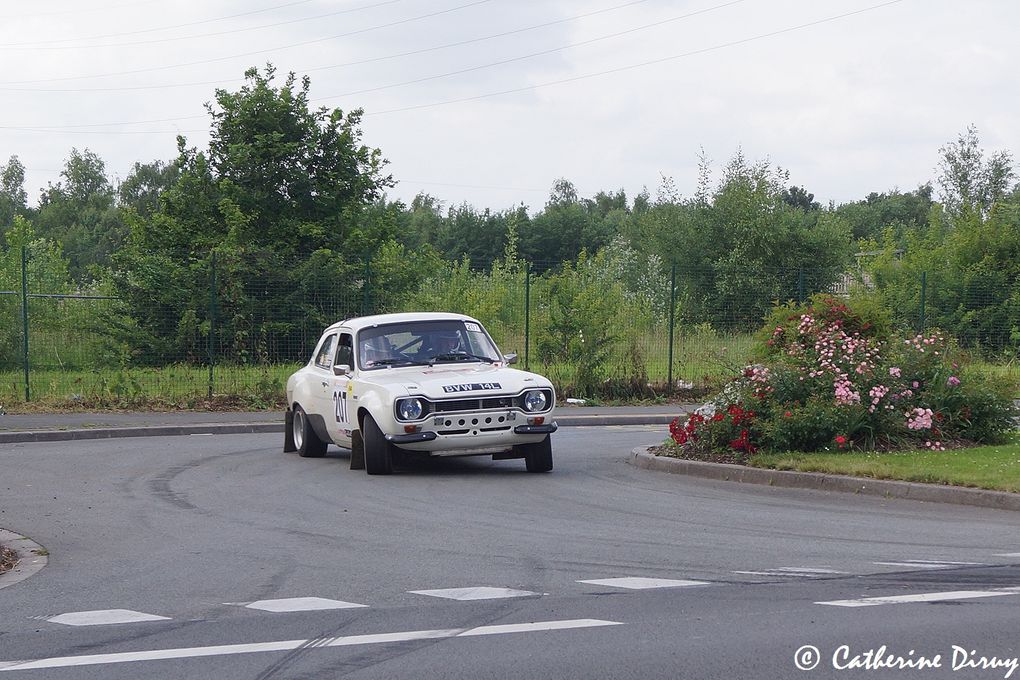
432,396,515,413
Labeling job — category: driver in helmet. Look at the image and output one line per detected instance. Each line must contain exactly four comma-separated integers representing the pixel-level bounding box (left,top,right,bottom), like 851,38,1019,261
432,330,462,356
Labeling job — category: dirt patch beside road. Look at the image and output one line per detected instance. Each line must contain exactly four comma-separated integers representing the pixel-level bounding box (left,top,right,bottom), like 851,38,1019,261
0,543,18,574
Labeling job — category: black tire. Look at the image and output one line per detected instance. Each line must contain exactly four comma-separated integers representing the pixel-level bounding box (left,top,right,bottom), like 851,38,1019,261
524,436,553,473
284,409,297,452
293,405,327,458
363,415,393,475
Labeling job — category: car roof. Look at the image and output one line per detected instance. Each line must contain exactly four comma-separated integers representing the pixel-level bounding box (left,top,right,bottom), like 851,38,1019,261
324,312,481,334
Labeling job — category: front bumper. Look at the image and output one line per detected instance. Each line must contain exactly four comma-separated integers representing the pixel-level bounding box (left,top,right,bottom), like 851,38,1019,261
513,423,558,435
384,408,556,455
385,431,438,444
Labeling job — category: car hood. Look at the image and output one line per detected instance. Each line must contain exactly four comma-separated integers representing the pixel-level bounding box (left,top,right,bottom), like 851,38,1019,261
359,363,552,400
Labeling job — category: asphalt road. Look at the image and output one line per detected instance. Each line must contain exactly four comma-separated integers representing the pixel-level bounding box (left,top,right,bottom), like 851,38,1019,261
1,425,1019,679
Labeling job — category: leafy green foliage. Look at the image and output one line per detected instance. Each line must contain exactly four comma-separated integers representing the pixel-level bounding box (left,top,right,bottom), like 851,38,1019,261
626,151,854,330
110,65,395,366
668,296,1015,456
34,149,123,280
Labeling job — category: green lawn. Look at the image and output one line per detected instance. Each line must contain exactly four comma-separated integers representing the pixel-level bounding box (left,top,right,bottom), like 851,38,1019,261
749,435,1020,493
0,364,300,410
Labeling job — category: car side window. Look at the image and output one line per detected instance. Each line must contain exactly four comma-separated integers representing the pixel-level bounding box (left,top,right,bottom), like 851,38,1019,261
314,334,338,370
336,333,354,369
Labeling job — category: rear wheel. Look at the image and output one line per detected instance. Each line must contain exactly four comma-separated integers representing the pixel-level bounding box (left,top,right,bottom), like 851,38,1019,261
363,415,394,475
293,405,327,458
524,436,553,473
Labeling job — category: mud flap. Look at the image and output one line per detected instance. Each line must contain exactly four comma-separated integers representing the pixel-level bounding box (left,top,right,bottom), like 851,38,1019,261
350,430,365,470
283,410,297,452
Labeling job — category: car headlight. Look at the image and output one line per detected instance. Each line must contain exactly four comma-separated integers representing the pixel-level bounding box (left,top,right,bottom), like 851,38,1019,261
397,398,424,421
523,390,548,412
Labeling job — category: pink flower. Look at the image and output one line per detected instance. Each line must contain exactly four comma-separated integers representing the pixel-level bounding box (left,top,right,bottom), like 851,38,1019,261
912,381,920,389
947,376,961,387
906,407,934,430
889,367,901,378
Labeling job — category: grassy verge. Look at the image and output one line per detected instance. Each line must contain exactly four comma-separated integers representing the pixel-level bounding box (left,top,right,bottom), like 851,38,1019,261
0,364,299,411
745,435,1020,493
1,331,1017,408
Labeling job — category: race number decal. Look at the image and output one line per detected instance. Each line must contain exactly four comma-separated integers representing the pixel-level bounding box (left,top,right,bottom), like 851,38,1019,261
333,388,348,423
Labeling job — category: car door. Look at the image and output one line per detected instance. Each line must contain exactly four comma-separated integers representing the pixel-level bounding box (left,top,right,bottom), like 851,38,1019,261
308,332,339,442
325,332,355,448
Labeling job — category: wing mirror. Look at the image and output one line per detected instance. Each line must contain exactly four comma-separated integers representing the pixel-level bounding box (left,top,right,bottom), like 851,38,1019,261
333,364,351,376
503,353,518,365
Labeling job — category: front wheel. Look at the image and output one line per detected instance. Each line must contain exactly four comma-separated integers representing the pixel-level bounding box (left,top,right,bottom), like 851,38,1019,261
293,405,327,458
524,436,553,473
363,415,394,475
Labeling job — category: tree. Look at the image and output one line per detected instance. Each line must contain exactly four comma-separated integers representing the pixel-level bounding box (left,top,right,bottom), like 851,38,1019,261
202,63,394,254
937,125,1014,220
34,148,122,280
836,185,933,243
0,156,28,238
112,64,397,365
781,185,820,212
626,151,853,329
521,179,618,268
118,160,180,218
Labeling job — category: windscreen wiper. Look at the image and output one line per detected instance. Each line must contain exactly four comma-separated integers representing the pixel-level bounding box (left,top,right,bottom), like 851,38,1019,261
369,358,432,367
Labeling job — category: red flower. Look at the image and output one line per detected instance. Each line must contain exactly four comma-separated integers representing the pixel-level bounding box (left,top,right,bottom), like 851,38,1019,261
784,411,792,418
835,435,848,449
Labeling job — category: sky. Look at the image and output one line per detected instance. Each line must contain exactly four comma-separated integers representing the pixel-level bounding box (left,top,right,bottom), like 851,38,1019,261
1,0,1017,213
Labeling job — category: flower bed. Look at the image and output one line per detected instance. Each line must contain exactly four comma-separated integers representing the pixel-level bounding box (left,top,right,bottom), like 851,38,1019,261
662,295,1016,461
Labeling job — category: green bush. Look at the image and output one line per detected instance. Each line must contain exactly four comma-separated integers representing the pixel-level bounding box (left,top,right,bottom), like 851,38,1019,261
669,295,1016,455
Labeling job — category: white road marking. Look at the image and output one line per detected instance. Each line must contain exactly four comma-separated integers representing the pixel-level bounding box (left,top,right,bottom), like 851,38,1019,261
995,553,1020,557
0,619,623,671
577,577,711,589
46,610,171,626
240,597,368,612
818,586,1020,608
408,587,538,600
873,560,986,569
732,567,846,577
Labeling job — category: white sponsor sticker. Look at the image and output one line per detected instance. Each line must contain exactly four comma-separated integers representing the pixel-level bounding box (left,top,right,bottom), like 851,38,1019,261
465,322,481,332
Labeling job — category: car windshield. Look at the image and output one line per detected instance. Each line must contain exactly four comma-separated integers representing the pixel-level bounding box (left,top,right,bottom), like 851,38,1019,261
357,320,503,369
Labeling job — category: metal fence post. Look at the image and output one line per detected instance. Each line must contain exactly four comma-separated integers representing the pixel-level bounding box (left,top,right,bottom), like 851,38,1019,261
667,262,677,395
524,263,531,371
362,253,371,316
919,271,927,332
208,251,217,399
797,268,805,303
20,245,30,402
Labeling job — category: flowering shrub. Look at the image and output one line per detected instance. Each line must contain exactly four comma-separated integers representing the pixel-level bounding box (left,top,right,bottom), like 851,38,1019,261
667,295,1015,456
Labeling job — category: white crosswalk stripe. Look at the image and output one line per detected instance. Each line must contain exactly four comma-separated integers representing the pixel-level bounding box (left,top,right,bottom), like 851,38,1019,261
818,586,1020,608
732,567,846,578
46,609,171,626
408,587,539,601
239,597,368,612
577,577,711,589
873,559,986,570
0,619,624,671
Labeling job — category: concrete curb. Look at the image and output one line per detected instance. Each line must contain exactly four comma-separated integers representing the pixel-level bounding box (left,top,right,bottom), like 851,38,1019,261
0,414,675,445
0,423,280,444
0,529,48,590
629,447,1020,512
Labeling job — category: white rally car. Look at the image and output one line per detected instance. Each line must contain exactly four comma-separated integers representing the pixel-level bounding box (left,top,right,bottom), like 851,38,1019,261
284,312,557,474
